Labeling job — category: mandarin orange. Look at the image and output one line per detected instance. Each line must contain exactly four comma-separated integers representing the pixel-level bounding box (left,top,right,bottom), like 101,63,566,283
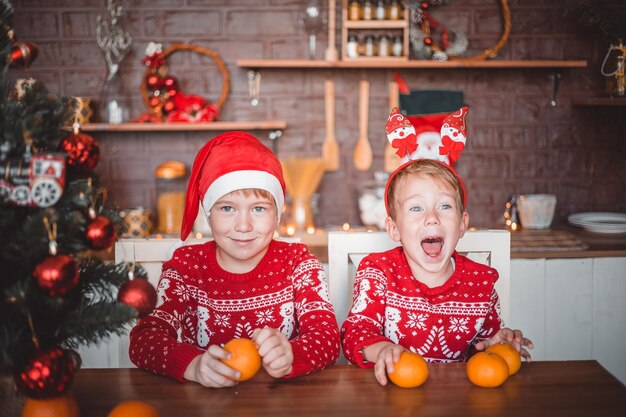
21,393,79,417
466,351,509,388
487,342,522,375
221,338,262,382
107,400,160,417
387,351,429,388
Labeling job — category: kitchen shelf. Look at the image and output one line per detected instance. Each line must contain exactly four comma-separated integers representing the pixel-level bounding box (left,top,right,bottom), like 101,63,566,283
571,97,626,106
236,59,588,69
81,120,287,132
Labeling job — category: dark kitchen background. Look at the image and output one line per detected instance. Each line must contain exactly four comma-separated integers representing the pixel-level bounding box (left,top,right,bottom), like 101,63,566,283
11,0,626,228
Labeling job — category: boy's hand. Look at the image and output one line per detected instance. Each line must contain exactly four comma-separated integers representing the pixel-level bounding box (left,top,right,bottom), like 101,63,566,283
252,326,293,378
183,344,240,388
362,341,407,386
475,327,534,362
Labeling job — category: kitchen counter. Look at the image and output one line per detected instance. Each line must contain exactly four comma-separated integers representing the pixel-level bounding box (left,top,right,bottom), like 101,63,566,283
302,225,626,263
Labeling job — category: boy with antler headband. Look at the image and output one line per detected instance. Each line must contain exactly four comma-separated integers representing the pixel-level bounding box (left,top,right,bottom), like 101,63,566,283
341,107,533,386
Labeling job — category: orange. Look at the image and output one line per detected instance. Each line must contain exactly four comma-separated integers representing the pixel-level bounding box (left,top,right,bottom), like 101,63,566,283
21,393,79,417
221,338,262,382
466,351,509,388
387,351,429,388
487,342,522,375
107,400,160,417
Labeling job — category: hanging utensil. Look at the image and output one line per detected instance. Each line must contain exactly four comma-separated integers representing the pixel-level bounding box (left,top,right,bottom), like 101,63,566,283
322,79,340,171
353,79,373,171
324,0,338,61
384,80,401,173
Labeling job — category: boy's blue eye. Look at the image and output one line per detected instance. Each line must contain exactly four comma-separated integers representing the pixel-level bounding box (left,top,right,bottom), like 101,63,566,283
253,206,266,213
439,203,452,210
409,206,423,212
220,206,234,212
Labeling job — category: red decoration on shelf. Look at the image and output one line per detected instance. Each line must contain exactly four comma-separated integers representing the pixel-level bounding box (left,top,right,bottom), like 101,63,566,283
32,255,79,297
58,132,100,174
117,277,157,318
15,347,81,398
86,215,117,250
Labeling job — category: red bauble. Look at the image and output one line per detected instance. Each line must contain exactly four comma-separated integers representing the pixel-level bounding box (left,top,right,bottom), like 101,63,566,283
58,132,100,173
148,95,162,109
15,347,81,398
146,73,163,91
86,215,117,249
33,255,79,297
162,98,176,114
10,41,39,69
163,75,178,90
117,278,157,318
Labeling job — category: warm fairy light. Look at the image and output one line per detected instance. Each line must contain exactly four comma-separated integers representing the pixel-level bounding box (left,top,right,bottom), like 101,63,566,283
306,226,315,234
155,234,163,239
286,225,295,236
273,230,280,238
195,232,203,239
511,222,518,231
342,223,350,231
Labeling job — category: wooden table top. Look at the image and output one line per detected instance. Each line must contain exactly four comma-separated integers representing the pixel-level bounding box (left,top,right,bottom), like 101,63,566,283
70,361,624,417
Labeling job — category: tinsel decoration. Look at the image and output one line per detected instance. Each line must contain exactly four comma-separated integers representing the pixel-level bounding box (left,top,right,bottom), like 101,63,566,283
15,346,82,398
86,215,117,249
32,255,79,297
117,275,157,318
58,132,100,174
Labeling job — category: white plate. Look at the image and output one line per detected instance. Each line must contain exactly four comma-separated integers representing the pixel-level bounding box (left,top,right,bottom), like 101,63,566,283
567,212,626,234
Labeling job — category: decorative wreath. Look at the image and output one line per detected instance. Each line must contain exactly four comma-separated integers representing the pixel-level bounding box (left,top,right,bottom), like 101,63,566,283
135,42,230,123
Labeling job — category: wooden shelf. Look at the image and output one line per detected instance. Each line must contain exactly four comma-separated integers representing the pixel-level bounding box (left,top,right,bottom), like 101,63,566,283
571,97,626,106
81,120,287,132
236,59,588,69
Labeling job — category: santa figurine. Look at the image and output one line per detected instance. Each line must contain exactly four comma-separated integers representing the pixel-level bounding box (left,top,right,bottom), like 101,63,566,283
385,106,469,166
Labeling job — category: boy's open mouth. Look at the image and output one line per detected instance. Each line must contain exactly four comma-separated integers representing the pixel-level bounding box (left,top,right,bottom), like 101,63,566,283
421,237,443,257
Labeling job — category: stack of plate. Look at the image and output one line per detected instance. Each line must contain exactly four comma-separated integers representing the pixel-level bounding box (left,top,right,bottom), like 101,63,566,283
567,212,626,234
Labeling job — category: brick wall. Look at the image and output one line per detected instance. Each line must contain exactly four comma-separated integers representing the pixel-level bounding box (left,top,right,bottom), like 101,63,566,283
12,0,626,228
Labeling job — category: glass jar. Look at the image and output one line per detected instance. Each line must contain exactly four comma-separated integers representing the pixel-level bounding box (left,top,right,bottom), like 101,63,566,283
378,34,390,57
348,0,361,20
388,0,402,20
392,35,403,57
347,34,359,58
362,0,373,20
358,171,389,230
364,35,375,57
155,161,187,234
375,0,386,20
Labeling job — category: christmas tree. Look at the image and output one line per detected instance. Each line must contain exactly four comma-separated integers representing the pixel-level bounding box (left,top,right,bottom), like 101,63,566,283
0,0,155,409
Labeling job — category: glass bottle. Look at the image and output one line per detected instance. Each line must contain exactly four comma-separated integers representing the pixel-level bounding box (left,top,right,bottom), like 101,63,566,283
378,34,390,57
392,35,403,57
375,0,386,20
364,35,375,56
347,34,359,58
155,161,187,234
388,0,402,20
348,0,361,20
362,0,373,20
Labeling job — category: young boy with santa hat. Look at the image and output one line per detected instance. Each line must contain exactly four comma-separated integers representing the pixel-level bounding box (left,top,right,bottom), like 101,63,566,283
129,132,339,388
341,107,533,386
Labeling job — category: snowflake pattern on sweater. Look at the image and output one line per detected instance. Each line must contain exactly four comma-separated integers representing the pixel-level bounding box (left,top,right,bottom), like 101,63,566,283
129,240,340,381
341,248,502,367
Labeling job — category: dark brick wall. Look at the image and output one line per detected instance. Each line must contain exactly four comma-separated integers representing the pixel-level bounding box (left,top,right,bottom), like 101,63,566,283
12,0,626,228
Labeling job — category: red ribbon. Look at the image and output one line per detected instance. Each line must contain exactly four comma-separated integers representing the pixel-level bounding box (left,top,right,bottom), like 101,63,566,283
439,135,465,162
391,133,418,157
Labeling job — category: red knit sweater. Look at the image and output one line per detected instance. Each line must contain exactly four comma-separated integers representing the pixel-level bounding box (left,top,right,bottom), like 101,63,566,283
129,240,340,381
341,248,502,367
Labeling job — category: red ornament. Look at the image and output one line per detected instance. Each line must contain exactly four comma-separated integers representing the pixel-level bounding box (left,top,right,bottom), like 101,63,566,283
163,76,178,90
162,98,176,114
10,41,39,69
33,255,79,297
117,278,157,318
86,215,117,249
15,347,81,398
146,73,163,92
58,132,100,174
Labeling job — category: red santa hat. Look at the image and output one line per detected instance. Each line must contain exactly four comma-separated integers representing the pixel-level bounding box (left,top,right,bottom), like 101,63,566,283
385,107,413,135
179,131,286,243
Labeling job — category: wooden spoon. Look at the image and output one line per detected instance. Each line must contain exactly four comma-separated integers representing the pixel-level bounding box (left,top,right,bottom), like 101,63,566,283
324,0,339,61
322,79,340,171
353,79,373,171
384,80,401,172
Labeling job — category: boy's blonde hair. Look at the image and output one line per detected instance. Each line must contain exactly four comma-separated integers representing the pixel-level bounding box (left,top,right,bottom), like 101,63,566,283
385,159,466,220
224,188,275,204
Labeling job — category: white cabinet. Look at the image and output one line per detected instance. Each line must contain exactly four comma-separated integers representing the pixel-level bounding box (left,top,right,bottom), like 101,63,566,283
510,257,626,384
